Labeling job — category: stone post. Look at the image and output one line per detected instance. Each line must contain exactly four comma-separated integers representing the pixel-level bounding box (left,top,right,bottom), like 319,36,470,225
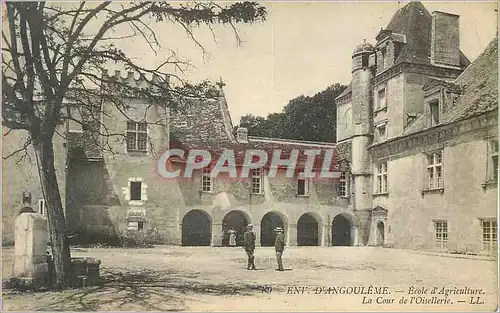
211,223,223,247
13,212,49,287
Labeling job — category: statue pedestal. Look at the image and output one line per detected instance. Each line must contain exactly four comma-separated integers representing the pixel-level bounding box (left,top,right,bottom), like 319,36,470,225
12,213,49,287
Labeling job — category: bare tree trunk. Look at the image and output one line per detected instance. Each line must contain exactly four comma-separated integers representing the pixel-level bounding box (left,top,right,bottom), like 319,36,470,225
33,136,71,289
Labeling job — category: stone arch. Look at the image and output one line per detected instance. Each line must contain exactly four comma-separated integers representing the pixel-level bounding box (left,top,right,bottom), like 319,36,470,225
331,212,357,246
376,221,385,246
182,209,212,246
222,210,251,247
297,212,323,246
260,211,288,246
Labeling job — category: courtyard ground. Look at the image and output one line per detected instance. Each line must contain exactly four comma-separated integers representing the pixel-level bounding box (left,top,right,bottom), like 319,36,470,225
2,246,497,311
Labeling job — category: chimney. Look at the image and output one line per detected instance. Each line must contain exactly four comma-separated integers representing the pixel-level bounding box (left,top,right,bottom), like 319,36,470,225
127,71,135,82
236,127,248,143
431,11,460,67
114,70,121,78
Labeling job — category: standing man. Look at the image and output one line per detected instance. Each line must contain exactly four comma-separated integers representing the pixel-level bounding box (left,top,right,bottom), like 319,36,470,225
274,227,285,271
243,224,256,270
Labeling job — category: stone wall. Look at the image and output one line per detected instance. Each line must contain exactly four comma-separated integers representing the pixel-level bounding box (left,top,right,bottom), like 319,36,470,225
383,73,405,139
64,97,184,245
69,160,356,246
403,72,428,128
373,128,497,253
336,100,353,142
2,127,66,245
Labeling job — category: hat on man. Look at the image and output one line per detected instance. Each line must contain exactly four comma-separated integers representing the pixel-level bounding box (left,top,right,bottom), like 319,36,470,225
275,227,283,232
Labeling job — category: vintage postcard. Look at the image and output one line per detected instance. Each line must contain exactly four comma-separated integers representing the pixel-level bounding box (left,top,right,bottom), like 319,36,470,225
1,1,498,311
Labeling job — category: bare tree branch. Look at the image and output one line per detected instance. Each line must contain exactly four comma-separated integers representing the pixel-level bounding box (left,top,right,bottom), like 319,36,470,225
3,135,32,160
2,0,267,289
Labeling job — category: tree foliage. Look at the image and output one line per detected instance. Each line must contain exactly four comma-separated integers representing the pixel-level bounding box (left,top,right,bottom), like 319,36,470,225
239,83,346,142
2,1,266,289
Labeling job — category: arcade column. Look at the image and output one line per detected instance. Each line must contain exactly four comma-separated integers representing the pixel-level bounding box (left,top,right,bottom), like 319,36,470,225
211,222,223,247
287,224,297,246
254,224,261,247
352,225,360,246
175,223,182,246
321,224,330,246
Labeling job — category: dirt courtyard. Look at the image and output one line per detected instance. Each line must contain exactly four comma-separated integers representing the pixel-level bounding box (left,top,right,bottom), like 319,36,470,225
2,246,497,311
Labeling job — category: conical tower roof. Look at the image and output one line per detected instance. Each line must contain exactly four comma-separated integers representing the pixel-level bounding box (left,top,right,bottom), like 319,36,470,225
379,1,470,68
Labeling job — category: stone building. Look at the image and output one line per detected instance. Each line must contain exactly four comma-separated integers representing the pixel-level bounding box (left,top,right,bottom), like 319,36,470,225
334,1,498,253
2,71,354,248
62,74,355,247
2,1,497,254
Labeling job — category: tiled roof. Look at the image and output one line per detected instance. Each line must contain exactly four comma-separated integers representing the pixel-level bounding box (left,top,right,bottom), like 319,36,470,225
402,37,498,136
168,137,339,171
169,86,340,170
384,1,470,68
334,82,352,101
169,92,236,144
441,37,498,123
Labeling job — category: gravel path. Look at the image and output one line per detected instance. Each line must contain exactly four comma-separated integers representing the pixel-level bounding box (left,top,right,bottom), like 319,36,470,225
2,246,497,311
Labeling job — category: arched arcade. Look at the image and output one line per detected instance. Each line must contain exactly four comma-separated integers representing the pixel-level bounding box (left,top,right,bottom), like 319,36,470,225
182,209,212,246
331,213,357,246
260,211,288,246
297,212,322,246
222,210,251,246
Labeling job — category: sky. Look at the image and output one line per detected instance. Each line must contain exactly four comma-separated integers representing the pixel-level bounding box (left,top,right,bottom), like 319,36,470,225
110,1,498,125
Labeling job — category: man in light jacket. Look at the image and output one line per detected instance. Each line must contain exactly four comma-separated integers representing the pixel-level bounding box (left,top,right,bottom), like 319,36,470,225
274,227,285,271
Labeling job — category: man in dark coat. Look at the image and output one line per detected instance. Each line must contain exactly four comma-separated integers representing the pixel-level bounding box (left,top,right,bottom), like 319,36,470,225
243,224,256,270
274,227,285,271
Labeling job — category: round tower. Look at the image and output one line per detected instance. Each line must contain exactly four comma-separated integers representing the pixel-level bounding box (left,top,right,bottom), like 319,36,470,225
350,40,375,246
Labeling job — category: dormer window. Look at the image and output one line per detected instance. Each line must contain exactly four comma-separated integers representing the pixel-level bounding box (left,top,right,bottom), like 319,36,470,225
429,100,440,126
380,47,387,69
451,94,459,107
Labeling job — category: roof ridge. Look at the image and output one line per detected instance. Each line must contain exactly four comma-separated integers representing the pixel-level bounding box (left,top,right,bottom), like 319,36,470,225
454,37,498,83
248,136,336,147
